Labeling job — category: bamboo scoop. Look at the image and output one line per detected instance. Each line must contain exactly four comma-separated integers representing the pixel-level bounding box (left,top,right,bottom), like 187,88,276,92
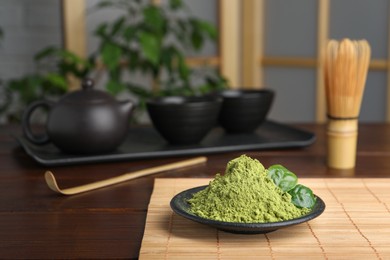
324,39,371,169
45,156,207,195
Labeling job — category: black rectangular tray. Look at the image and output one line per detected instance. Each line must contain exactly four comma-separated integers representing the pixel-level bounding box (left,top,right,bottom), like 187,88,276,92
16,121,315,166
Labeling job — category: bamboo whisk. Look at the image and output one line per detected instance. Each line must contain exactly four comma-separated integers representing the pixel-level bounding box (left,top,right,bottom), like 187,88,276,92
324,39,371,169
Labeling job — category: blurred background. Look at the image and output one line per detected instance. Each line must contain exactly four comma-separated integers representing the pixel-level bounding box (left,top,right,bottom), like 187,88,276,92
0,0,389,124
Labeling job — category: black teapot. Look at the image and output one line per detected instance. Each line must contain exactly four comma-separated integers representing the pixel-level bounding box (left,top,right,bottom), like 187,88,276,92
22,79,134,154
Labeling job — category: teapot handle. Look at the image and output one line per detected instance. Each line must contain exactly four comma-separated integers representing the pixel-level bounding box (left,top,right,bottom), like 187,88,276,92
22,100,53,145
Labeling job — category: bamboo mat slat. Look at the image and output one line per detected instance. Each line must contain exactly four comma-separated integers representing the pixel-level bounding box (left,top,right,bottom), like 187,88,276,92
139,178,390,259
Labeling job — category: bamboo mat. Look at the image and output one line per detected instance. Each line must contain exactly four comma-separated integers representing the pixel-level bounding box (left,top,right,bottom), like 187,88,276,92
139,178,390,259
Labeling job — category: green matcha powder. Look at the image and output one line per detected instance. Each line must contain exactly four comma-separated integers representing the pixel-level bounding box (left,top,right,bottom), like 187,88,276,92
188,155,310,223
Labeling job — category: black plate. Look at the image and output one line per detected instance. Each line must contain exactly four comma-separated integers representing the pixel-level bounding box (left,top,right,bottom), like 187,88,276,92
170,185,326,234
16,121,315,166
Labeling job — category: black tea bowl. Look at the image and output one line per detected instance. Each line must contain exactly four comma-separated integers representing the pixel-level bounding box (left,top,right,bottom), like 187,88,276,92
218,89,275,133
146,95,222,145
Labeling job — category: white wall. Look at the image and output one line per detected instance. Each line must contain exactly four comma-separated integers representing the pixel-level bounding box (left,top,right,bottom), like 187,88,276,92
0,0,62,81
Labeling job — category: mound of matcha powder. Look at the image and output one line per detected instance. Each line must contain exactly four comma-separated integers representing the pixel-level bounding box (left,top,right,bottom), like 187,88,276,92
188,155,310,223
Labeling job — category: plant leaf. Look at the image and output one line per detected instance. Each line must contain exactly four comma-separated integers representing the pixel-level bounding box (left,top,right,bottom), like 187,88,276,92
106,80,125,95
94,23,108,37
58,49,88,65
169,0,183,9
111,16,126,36
197,21,218,40
288,184,316,208
123,25,137,41
160,46,175,73
143,5,164,32
191,29,203,50
34,46,58,61
95,0,115,8
44,73,68,91
178,54,189,81
267,164,298,192
139,32,160,65
127,83,152,98
101,42,122,70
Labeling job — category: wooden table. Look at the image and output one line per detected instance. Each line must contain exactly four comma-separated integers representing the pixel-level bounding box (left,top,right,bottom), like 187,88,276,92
0,123,389,259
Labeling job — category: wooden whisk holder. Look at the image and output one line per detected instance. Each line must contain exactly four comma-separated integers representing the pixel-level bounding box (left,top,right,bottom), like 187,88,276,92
327,118,358,169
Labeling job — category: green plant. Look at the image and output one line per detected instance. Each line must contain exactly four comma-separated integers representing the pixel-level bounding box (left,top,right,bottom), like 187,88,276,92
0,0,228,123
92,0,227,101
2,47,92,122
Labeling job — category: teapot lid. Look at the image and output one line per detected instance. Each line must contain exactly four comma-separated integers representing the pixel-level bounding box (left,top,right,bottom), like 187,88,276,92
60,78,116,104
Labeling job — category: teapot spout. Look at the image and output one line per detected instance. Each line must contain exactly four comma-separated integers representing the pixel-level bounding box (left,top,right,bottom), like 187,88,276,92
119,100,134,118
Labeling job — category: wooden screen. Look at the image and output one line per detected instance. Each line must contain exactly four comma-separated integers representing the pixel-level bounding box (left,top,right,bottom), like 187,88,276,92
62,0,390,122
242,0,390,122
